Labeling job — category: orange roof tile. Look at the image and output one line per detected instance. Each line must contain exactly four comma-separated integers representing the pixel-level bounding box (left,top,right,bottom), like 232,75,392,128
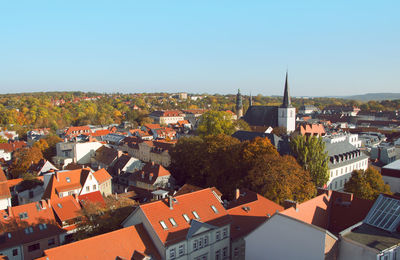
6,178,23,189
0,168,6,182
41,224,161,260
92,168,112,184
78,191,106,208
136,188,230,245
50,196,82,222
227,189,284,240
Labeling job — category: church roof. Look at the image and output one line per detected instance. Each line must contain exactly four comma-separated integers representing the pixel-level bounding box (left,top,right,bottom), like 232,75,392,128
243,106,278,127
281,71,292,108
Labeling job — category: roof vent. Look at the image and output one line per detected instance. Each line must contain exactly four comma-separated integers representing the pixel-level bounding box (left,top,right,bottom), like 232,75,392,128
242,206,251,212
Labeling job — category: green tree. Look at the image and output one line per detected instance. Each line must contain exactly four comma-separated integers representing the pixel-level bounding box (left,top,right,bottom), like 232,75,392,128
197,111,236,138
290,135,329,188
0,136,8,143
344,168,392,200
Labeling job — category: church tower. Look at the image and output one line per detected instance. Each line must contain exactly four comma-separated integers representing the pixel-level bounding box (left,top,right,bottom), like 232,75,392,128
278,72,296,133
236,89,243,118
249,92,253,107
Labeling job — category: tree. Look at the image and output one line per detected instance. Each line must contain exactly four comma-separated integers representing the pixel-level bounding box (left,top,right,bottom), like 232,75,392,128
197,111,236,137
10,147,44,178
344,168,392,200
290,135,329,188
0,136,7,143
42,134,62,161
245,154,316,204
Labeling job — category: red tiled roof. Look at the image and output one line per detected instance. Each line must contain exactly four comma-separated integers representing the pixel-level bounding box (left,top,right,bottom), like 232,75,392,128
50,196,82,222
78,191,106,208
137,188,230,245
227,189,284,240
0,168,7,182
41,224,161,260
0,169,11,199
299,124,326,136
93,168,112,184
91,129,111,137
64,126,92,136
129,163,170,185
6,178,24,189
0,141,27,153
42,169,92,200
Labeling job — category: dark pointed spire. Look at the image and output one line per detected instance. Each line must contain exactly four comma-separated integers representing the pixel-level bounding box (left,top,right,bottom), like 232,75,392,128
249,92,253,107
236,89,243,110
281,71,292,108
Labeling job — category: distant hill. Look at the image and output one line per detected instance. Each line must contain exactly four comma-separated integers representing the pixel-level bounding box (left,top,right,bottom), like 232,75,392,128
339,93,400,101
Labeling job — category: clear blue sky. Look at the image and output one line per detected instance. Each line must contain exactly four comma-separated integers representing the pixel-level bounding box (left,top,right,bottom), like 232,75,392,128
0,1,399,96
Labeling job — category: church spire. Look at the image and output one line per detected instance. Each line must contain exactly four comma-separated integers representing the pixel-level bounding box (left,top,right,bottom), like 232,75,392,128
281,71,292,108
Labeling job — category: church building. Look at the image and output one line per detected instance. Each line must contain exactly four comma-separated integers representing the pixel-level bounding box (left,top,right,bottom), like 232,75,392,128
243,72,296,133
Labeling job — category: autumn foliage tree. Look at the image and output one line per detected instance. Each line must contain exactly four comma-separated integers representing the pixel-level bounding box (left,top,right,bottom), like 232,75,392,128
344,168,392,200
10,147,44,178
197,111,236,137
170,135,316,203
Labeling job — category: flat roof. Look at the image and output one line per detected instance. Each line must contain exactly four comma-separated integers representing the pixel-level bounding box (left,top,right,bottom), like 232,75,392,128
342,223,400,251
383,159,400,170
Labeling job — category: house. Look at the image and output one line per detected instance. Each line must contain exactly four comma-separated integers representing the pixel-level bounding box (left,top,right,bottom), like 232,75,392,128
108,154,143,176
27,159,58,176
298,105,319,115
245,190,374,260
0,141,27,162
27,128,50,146
128,162,175,191
149,110,185,125
60,126,92,140
322,106,360,117
0,200,64,260
227,189,284,260
50,196,83,244
371,145,400,166
243,72,296,133
42,168,112,200
381,159,400,193
324,134,369,191
38,224,161,260
118,137,175,167
91,145,119,170
123,188,231,260
53,140,103,168
0,169,11,210
0,131,18,141
339,194,400,260
16,179,45,205
298,123,326,136
89,129,111,142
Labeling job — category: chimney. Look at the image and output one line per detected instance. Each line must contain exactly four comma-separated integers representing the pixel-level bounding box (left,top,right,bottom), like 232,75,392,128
7,206,13,217
283,200,299,211
47,199,51,208
117,150,123,158
40,200,47,209
149,173,153,181
141,171,144,179
235,188,240,200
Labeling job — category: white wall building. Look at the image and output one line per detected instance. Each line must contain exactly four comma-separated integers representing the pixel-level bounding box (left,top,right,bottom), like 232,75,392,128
53,141,102,168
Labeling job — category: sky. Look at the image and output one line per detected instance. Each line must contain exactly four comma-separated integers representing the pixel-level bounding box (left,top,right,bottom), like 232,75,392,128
0,1,399,96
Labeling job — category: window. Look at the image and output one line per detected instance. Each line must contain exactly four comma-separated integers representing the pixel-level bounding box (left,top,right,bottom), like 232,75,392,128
193,240,198,251
182,214,190,223
24,227,34,234
216,249,221,260
223,247,228,258
204,235,208,246
169,218,177,227
93,184,97,190
216,231,221,241
192,211,199,219
86,186,90,192
340,180,343,187
12,249,18,256
29,190,34,198
169,248,176,259
39,223,47,230
66,177,71,183
48,238,55,246
160,220,168,230
19,212,28,220
28,243,40,252
178,245,184,256
223,228,228,238
234,247,239,257
211,205,218,213
57,203,63,208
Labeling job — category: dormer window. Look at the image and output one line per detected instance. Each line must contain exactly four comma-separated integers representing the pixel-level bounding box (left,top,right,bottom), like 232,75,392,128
19,212,28,220
169,218,177,227
182,214,190,223
192,211,199,219
160,220,168,230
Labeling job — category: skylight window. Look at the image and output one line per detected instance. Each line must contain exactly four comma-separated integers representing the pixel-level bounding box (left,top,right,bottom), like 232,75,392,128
211,205,219,213
160,220,168,230
192,211,200,219
182,214,190,223
57,203,63,208
364,194,400,232
169,218,177,227
19,212,28,220
66,177,71,183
